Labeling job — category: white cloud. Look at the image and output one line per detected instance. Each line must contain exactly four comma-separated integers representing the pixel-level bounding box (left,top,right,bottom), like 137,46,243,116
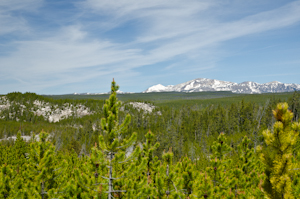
1,0,300,93
0,26,139,75
0,25,144,92
80,0,300,67
82,0,214,39
0,0,43,35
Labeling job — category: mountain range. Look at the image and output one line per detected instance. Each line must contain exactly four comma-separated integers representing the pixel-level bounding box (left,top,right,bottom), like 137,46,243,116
143,78,300,94
73,90,133,95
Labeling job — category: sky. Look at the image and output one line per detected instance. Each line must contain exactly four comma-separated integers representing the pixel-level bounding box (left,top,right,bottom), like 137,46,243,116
0,0,300,94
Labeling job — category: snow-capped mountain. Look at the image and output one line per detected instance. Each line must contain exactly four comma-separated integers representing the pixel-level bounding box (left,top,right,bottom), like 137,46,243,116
143,78,300,94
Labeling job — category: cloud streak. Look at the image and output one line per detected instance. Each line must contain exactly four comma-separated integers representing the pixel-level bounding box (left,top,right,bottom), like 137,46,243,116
0,0,300,93
0,0,43,35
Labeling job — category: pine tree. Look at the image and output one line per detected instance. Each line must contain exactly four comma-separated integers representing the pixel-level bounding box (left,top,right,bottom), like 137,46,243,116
140,130,160,198
57,151,93,198
289,91,300,121
89,142,108,198
206,132,232,198
97,79,143,198
153,148,183,198
229,136,264,198
176,156,195,197
25,131,62,198
0,163,13,198
257,102,300,199
12,131,28,172
193,170,217,199
291,149,300,198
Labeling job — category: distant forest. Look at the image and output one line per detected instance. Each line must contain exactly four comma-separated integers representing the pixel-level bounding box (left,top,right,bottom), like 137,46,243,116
0,90,298,161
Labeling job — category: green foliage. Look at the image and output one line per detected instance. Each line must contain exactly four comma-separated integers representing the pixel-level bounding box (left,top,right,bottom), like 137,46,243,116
257,102,300,199
12,132,28,169
1,83,300,198
206,133,232,197
25,131,61,198
95,80,145,198
289,91,300,121
229,136,264,198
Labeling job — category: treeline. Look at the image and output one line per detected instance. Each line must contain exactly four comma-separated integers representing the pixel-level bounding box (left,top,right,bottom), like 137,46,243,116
0,81,299,198
127,92,300,164
1,91,300,163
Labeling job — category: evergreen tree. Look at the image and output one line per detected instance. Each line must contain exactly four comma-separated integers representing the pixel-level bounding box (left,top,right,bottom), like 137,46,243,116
257,102,300,198
56,151,93,198
154,149,183,198
140,130,160,198
12,131,28,172
25,131,62,198
192,172,213,199
176,156,195,198
0,164,13,198
206,132,232,198
289,91,300,121
229,136,264,198
97,79,143,198
291,149,300,198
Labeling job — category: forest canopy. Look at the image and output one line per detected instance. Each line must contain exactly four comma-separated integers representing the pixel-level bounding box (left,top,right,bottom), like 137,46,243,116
0,81,300,198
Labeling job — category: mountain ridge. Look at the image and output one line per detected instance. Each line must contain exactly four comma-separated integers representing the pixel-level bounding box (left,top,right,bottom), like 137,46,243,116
143,78,300,94
73,90,134,95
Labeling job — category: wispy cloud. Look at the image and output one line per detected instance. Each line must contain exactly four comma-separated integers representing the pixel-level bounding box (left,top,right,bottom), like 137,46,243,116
0,0,43,35
0,0,300,93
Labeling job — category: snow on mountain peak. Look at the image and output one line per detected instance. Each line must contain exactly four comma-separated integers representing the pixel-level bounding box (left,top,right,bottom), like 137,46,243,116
144,78,300,94
143,84,174,93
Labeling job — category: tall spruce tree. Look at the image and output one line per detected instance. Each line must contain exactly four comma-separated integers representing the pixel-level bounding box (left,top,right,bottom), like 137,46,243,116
97,79,142,199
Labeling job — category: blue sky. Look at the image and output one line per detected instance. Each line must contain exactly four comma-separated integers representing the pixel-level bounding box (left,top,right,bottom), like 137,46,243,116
0,0,300,94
